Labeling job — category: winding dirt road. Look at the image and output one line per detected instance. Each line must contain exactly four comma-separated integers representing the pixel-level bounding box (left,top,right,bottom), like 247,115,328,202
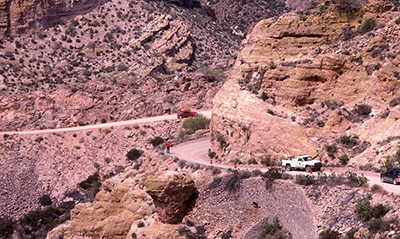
172,138,400,195
1,110,399,194
0,111,212,135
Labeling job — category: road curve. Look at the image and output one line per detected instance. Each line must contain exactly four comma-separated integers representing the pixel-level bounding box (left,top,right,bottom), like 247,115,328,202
0,110,212,135
172,138,400,195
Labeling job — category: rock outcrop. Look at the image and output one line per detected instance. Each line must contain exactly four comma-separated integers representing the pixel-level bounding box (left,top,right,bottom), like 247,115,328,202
145,170,196,224
0,0,109,36
211,0,400,165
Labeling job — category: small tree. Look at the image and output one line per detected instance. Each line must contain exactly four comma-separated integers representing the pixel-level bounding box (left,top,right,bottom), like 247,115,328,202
126,148,143,161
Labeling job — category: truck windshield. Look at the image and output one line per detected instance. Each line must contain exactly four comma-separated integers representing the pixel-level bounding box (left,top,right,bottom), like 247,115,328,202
303,156,313,161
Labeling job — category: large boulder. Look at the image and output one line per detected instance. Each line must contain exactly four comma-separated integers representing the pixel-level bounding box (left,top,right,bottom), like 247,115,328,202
145,171,196,224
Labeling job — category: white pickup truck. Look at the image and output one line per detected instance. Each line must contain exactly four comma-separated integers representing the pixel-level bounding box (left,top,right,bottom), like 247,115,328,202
282,155,322,172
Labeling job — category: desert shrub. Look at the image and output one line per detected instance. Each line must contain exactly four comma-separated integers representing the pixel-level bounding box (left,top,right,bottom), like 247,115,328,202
182,114,211,133
100,118,107,123
39,194,52,206
201,67,225,82
178,160,186,168
371,184,382,193
94,162,101,170
224,173,241,193
360,18,376,33
346,227,358,239
78,172,100,190
126,148,143,161
325,144,337,158
212,167,221,175
355,104,372,116
253,169,262,176
340,135,358,147
389,97,400,107
221,229,232,239
333,0,363,13
240,170,252,179
35,136,44,143
355,195,372,221
215,131,229,149
355,195,389,221
260,217,291,238
261,91,268,101
319,229,339,239
19,207,63,234
117,63,129,71
148,136,164,147
317,120,325,127
346,172,368,187
368,218,391,233
322,99,343,109
0,216,15,239
261,156,271,166
295,175,315,185
208,149,216,158
339,154,350,165
248,158,258,164
261,167,282,188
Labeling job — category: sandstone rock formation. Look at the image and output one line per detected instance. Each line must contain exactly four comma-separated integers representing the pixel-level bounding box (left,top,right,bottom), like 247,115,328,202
145,170,196,224
0,0,109,36
211,0,400,165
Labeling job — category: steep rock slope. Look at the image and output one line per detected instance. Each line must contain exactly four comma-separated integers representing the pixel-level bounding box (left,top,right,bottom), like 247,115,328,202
211,0,400,166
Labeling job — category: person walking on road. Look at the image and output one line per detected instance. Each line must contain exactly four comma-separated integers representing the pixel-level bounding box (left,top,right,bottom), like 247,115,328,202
166,140,171,154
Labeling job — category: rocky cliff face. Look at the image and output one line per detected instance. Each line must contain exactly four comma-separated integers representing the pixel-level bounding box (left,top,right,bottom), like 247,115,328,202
0,0,109,36
211,0,400,166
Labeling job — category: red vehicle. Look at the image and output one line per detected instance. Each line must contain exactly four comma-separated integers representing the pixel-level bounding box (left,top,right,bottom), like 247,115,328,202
177,110,198,119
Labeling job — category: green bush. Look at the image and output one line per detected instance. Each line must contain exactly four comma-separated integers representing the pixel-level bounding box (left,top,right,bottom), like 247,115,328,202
368,218,391,233
295,175,315,185
360,18,377,33
126,148,143,161
261,167,282,187
339,154,350,165
182,114,211,133
260,217,291,238
78,172,100,190
346,172,368,187
148,136,164,147
101,118,107,123
0,216,15,239
39,194,52,206
317,120,325,127
261,156,271,166
248,158,258,164
355,104,372,116
208,149,216,159
355,195,389,222
340,135,358,147
325,144,337,158
319,229,339,239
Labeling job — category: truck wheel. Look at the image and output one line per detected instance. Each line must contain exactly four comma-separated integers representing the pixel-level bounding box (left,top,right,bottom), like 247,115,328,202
305,166,311,173
393,178,397,185
285,164,291,171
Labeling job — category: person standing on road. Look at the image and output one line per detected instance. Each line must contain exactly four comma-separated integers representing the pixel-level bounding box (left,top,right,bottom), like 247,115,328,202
166,140,171,154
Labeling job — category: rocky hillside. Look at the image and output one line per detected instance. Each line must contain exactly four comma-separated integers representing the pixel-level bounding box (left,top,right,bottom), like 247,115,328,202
0,0,293,132
211,0,400,168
